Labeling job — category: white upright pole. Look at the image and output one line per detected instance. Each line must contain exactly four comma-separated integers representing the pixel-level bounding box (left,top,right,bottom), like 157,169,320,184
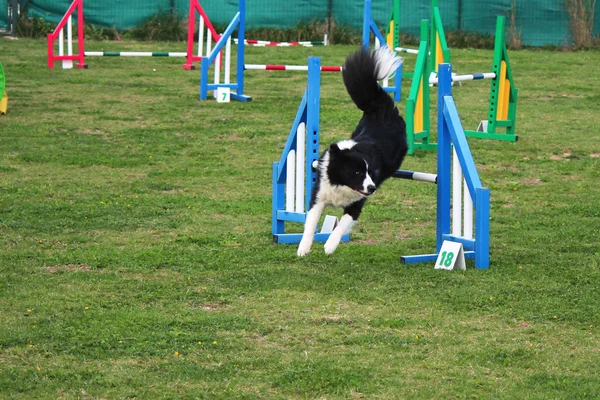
198,16,204,57
206,23,212,59
286,150,296,212
452,148,462,236
64,15,73,69
463,178,474,239
224,36,231,84
295,123,306,213
206,33,215,97
59,27,65,68
214,48,221,87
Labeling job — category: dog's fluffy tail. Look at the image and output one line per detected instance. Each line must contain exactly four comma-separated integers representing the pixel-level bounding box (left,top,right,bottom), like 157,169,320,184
342,47,403,113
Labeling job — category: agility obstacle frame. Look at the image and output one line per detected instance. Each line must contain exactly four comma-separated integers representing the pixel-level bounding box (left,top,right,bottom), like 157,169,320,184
464,16,518,142
199,0,250,101
405,16,518,154
406,20,436,155
271,57,490,268
201,0,399,97
428,0,451,76
402,63,490,269
386,0,450,80
200,0,401,102
271,57,347,244
46,0,86,69
183,0,221,70
47,0,222,70
0,62,7,115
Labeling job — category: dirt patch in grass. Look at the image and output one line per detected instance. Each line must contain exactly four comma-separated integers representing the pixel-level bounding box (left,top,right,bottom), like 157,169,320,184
521,178,543,185
312,315,355,325
497,165,520,172
44,264,92,273
82,129,108,136
217,135,243,141
549,153,569,160
199,302,231,312
247,333,287,350
532,92,584,101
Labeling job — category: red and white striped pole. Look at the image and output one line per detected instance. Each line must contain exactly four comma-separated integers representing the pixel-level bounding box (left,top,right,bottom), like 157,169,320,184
244,64,343,72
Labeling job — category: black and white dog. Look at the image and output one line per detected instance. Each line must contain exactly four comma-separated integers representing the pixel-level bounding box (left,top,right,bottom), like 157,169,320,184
297,47,408,257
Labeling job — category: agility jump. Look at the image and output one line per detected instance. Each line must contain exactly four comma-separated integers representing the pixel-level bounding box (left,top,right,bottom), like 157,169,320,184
405,18,518,154
386,0,450,80
271,57,490,269
48,0,226,71
46,0,86,69
198,0,250,101
402,62,490,269
200,0,338,101
271,57,347,244
200,0,402,102
0,62,7,114
381,0,517,152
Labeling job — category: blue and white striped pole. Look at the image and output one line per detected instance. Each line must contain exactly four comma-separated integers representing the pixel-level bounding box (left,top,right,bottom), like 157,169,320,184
429,72,496,85
393,170,437,184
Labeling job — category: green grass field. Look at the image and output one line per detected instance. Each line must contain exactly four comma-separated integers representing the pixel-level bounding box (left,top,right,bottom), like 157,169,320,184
1,38,599,399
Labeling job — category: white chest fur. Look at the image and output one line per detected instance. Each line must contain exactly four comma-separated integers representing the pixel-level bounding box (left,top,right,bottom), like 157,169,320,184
317,180,363,207
316,149,364,208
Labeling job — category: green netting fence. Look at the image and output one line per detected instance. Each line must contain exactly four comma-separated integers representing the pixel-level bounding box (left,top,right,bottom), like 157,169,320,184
5,0,600,46
0,0,9,31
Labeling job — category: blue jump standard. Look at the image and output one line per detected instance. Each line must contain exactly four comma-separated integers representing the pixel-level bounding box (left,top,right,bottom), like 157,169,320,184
401,63,490,269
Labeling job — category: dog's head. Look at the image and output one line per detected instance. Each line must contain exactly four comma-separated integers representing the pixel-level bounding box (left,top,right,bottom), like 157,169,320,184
327,143,377,197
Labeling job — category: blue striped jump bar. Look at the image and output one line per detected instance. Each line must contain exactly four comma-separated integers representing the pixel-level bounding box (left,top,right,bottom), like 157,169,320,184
429,72,496,85
395,47,420,55
393,170,438,183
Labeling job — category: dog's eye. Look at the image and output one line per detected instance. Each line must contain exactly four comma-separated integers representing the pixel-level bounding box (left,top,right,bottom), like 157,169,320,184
355,171,360,176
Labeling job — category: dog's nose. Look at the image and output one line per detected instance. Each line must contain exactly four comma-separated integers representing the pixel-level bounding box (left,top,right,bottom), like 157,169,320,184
367,185,376,194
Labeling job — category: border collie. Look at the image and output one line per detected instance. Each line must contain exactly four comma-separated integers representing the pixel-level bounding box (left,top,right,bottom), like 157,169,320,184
297,47,408,257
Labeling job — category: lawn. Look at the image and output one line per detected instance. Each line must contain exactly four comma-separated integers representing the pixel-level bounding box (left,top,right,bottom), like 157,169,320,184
0,38,599,399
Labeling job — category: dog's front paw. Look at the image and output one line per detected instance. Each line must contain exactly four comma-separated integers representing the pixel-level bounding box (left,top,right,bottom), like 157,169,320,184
297,240,312,257
324,236,340,255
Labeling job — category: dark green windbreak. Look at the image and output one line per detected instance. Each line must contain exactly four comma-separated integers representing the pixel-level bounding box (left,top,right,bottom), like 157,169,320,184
0,0,9,31
21,0,600,47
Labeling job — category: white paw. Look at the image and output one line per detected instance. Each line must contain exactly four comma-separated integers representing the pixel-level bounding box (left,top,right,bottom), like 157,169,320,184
297,240,312,257
324,237,340,255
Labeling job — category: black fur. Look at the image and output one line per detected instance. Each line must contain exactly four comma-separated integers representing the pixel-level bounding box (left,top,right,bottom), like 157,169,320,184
340,47,408,191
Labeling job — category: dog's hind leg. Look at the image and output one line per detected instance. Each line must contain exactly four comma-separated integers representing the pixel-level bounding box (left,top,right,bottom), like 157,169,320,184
297,201,325,257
